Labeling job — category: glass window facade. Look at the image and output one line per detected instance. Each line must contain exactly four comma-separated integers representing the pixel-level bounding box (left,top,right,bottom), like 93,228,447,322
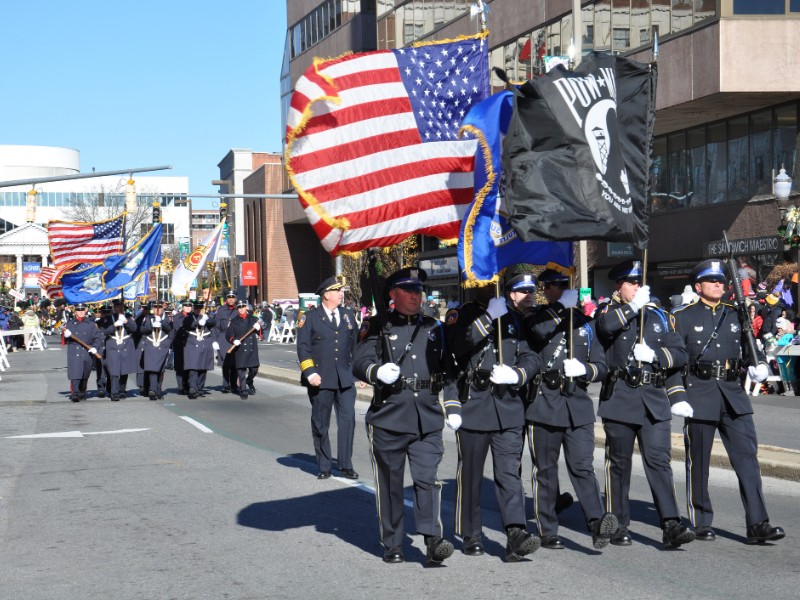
0,192,189,208
650,101,799,213
289,0,374,59
733,0,786,14
376,0,471,49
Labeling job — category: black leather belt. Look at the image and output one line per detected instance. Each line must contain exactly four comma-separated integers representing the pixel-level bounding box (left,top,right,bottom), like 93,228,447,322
691,359,741,381
402,377,431,391
610,367,666,388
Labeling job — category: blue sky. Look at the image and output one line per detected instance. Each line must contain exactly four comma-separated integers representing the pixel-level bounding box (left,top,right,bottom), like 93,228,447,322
1,1,287,209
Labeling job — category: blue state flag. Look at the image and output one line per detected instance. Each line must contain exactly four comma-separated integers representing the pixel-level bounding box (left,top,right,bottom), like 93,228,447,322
103,224,162,291
458,91,573,285
62,264,119,304
123,272,149,301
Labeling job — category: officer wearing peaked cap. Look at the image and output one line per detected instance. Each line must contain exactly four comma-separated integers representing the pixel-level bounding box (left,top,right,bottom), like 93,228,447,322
667,258,785,545
226,299,261,398
62,302,104,402
444,276,541,561
139,300,173,399
297,276,359,479
596,260,695,548
98,298,138,401
182,299,216,398
214,291,240,393
171,299,195,395
353,266,455,564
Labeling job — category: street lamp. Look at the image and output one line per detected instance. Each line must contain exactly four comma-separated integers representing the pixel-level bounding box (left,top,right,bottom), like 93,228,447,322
774,165,796,304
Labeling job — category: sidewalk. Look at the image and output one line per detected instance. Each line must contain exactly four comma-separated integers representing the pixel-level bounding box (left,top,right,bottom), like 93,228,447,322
257,363,800,482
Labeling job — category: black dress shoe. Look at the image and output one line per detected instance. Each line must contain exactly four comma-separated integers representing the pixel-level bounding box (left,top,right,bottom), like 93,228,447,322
505,527,540,561
139,387,147,397
541,536,565,550
97,391,106,398
590,512,618,549
70,395,80,403
383,547,405,563
247,385,256,395
663,519,695,548
240,392,248,399
221,385,231,394
425,536,454,563
340,468,359,480
555,491,574,514
694,526,716,541
462,536,485,556
746,521,785,545
317,471,331,480
611,527,633,546
148,391,157,400
110,395,120,402
188,388,198,399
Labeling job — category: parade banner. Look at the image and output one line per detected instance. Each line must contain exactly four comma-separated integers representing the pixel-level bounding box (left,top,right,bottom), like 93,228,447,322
503,52,657,249
285,33,490,255
170,221,224,297
103,224,162,290
458,90,573,285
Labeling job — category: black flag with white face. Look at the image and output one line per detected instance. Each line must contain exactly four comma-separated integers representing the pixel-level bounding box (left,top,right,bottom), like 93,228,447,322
502,52,656,249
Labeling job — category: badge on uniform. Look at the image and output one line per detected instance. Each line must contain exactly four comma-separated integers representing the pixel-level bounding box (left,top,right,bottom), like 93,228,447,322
694,326,704,332
344,314,352,330
731,323,739,333
507,323,516,336
297,313,307,328
652,323,662,333
389,334,398,340
428,330,437,342
445,309,458,325
578,327,587,337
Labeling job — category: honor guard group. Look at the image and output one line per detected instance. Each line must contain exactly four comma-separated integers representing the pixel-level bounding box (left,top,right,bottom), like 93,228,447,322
61,293,262,403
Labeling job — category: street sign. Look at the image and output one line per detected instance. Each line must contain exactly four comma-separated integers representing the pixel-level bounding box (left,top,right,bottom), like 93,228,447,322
240,261,258,286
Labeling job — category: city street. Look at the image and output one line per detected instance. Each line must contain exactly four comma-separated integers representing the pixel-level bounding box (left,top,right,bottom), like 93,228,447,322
0,341,798,599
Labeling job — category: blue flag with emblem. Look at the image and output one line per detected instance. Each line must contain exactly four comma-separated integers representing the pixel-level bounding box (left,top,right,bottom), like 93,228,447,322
62,264,118,303
102,224,162,291
458,90,573,285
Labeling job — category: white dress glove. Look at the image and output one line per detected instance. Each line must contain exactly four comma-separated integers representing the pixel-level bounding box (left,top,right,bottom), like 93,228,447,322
233,339,241,346
153,317,162,327
253,322,261,331
212,341,220,351
562,358,587,378
629,285,651,311
172,309,178,316
748,363,770,383
671,401,694,418
446,414,462,431
486,297,508,320
376,363,401,384
63,329,72,338
633,343,656,364
88,347,97,355
115,316,126,326
199,316,208,326
490,364,520,385
559,289,579,309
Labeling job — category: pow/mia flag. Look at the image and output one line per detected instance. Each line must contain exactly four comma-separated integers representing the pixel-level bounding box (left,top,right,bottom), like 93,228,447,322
502,52,657,249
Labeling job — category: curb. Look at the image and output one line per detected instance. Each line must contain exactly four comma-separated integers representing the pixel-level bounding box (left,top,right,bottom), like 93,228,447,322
257,365,800,482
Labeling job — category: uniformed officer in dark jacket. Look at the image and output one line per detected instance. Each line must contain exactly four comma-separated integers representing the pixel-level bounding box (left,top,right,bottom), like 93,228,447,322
226,300,262,398
93,304,110,397
667,259,785,545
444,274,541,561
172,299,194,395
62,302,104,402
98,299,139,401
596,260,695,548
523,268,617,550
134,303,150,396
353,267,454,565
182,300,217,398
297,276,359,480
139,300,174,400
215,291,239,393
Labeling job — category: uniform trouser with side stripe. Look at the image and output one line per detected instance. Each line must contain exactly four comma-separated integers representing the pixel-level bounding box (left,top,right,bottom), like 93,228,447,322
527,421,605,538
603,417,680,529
684,411,768,528
367,424,444,550
455,427,526,538
310,386,356,472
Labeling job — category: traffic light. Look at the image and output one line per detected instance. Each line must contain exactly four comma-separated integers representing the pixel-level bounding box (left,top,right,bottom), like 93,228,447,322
152,201,161,224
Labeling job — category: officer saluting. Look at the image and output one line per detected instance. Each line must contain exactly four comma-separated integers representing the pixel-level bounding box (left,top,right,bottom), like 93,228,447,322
226,300,262,398
444,273,541,561
296,276,359,480
595,260,695,548
667,259,785,544
62,302,104,402
523,269,617,550
139,300,174,400
353,267,453,565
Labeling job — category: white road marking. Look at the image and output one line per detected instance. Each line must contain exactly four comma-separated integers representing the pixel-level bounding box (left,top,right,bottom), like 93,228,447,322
4,428,150,439
179,416,213,433
332,475,413,508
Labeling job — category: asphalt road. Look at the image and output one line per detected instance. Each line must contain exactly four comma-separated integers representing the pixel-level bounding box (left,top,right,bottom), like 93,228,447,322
0,343,798,599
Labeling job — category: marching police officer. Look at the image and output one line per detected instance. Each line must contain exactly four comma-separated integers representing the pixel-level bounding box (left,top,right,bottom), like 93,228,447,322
134,302,150,396
226,300,262,398
172,299,194,395
93,303,111,397
444,274,541,561
98,299,138,401
523,268,617,550
182,300,217,399
139,300,174,400
668,259,785,544
596,260,695,548
353,267,453,565
215,291,239,393
62,302,104,402
296,276,359,480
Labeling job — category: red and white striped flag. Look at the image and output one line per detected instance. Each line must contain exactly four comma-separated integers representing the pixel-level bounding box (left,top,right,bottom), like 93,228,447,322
285,34,490,255
47,214,125,267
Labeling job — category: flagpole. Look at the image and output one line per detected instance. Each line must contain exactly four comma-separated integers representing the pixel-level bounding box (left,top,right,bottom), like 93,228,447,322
638,249,649,345
495,279,503,365
564,270,577,396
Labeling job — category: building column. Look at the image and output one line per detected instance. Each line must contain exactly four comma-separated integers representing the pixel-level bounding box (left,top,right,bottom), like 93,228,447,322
15,253,23,290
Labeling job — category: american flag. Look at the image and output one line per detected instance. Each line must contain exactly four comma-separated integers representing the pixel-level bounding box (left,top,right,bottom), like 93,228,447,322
47,214,125,267
285,34,490,255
